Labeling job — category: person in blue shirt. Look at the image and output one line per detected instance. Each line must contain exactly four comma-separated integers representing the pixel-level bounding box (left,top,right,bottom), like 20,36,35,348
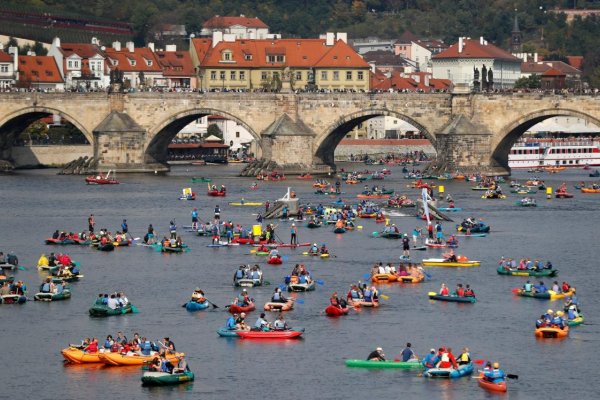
536,315,546,328
139,338,152,355
535,281,548,294
254,313,270,331
191,208,199,230
226,314,238,331
400,343,416,362
121,219,128,234
169,221,177,239
421,349,438,369
483,362,505,383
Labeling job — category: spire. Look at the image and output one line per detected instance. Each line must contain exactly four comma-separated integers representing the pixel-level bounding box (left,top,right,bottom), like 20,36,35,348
510,10,522,53
513,14,520,33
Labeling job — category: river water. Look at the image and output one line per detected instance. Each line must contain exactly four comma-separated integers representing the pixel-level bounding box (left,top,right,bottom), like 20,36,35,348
0,164,597,399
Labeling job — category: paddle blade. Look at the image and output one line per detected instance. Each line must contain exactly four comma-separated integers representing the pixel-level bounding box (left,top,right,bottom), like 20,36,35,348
18,266,26,271
278,284,287,290
372,232,379,238
264,281,271,286
363,273,371,279
424,272,432,280
316,280,325,285
511,288,521,293
295,298,305,304
473,359,486,365
250,249,257,253
302,252,308,255
282,256,289,262
181,303,188,308
427,292,437,296
506,374,519,380
380,294,389,300
131,305,139,313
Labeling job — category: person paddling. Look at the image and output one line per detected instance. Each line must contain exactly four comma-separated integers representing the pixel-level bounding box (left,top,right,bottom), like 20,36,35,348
367,347,386,361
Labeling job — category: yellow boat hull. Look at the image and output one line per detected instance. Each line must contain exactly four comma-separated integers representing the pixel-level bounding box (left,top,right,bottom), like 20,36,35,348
100,352,183,366
422,259,480,268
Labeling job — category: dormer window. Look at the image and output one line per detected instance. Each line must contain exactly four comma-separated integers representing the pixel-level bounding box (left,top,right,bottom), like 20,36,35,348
129,59,136,66
222,50,232,61
111,59,118,66
145,59,152,66
266,55,284,63
244,54,252,61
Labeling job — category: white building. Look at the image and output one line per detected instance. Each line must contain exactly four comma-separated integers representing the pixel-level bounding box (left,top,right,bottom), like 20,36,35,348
200,15,278,39
177,115,257,154
0,45,17,88
432,37,522,89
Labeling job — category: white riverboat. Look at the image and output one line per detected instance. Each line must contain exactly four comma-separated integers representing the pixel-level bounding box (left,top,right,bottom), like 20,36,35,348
508,140,600,169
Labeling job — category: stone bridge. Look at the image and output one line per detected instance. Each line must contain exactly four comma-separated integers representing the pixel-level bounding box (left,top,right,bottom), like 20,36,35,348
1,91,600,175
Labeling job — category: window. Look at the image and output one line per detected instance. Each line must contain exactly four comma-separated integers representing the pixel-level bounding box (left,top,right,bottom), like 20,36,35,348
333,71,339,81
239,71,246,80
321,71,327,80
219,71,225,81
0,65,8,73
111,59,118,66
295,71,302,81
230,71,236,80
244,54,252,61
267,55,285,63
235,132,240,138
68,60,73,68
346,71,352,80
129,59,136,66
222,51,232,61
146,59,152,66
357,71,364,80
261,72,268,80
210,71,217,80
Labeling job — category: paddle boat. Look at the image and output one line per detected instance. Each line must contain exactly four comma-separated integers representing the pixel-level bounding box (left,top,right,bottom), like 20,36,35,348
345,359,423,369
478,373,507,393
100,351,183,366
535,326,569,338
424,362,474,378
325,305,349,317
428,292,476,303
89,303,134,317
513,288,575,300
422,257,480,268
496,266,558,277
141,370,194,386
185,300,210,312
264,299,294,311
34,288,72,301
61,347,102,363
85,170,119,185
236,327,304,339
227,303,256,314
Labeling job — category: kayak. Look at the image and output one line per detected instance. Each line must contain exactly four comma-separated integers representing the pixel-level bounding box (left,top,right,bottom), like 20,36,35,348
141,370,194,386
514,288,575,300
278,243,311,248
61,347,102,363
345,359,423,369
496,266,558,277
567,315,584,326
535,326,569,338
34,289,72,301
325,305,349,316
320,253,330,258
455,233,486,238
267,256,283,265
287,281,316,292
217,327,242,337
255,251,270,256
228,303,256,314
89,303,133,317
234,277,263,287
185,300,210,312
236,328,304,339
371,273,398,283
228,202,264,206
456,224,490,233
100,351,183,366
422,258,481,267
581,187,600,193
424,362,474,378
428,292,476,303
191,177,211,183
478,375,507,393
264,299,294,311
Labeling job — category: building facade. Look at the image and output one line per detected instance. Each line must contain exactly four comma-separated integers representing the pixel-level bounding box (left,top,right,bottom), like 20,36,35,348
104,41,163,89
0,46,17,89
48,37,110,90
200,15,273,40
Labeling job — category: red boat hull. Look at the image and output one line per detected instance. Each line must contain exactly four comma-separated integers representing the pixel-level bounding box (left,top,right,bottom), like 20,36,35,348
208,191,226,197
236,330,303,339
85,177,119,185
325,305,349,317
228,303,256,314
267,257,282,265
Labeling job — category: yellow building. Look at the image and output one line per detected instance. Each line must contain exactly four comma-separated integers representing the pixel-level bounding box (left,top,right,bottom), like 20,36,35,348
190,33,370,92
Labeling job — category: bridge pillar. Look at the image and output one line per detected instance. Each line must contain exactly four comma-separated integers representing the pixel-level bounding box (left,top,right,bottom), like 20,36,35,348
93,111,167,173
432,114,510,176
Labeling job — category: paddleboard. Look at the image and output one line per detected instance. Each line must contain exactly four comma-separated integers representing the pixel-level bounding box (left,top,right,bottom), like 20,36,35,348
437,207,463,212
412,246,427,251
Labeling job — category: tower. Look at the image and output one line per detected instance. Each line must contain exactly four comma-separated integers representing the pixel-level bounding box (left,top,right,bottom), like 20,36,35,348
510,13,523,53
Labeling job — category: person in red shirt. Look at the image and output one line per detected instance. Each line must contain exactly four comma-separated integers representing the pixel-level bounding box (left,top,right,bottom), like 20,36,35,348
562,281,570,292
456,284,465,297
439,283,449,296
85,338,98,353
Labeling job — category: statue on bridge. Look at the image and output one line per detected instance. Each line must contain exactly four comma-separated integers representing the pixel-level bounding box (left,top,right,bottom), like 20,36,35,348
481,64,488,92
487,68,494,91
109,68,124,93
473,67,480,92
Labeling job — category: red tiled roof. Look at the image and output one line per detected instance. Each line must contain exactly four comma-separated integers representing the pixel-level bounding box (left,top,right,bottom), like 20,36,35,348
567,56,583,70
429,78,452,90
370,69,391,90
18,55,64,83
155,51,195,76
521,61,581,75
0,51,12,62
544,61,581,75
395,31,420,45
521,62,550,74
60,43,104,59
168,143,228,149
433,38,521,62
200,39,369,69
104,47,162,73
203,15,269,29
191,38,212,64
542,68,565,77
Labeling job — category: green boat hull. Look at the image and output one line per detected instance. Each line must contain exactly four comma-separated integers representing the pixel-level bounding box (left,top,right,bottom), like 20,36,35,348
567,315,584,326
496,266,558,277
345,359,423,369
89,303,133,317
141,371,194,386
34,289,71,301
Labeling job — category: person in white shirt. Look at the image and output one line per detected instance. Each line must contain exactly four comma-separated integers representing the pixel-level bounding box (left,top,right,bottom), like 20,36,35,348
107,294,119,309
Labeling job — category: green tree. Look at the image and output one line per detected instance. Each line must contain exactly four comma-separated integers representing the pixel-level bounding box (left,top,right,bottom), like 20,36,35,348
206,124,223,140
21,120,48,144
514,74,541,89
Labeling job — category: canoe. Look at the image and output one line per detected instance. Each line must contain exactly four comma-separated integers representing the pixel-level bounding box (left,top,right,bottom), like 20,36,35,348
264,299,294,311
267,256,283,265
424,362,474,378
428,292,476,303
535,326,569,338
422,258,480,267
236,328,304,339
514,288,575,300
371,273,398,283
34,289,72,301
325,305,349,316
228,303,256,314
217,327,242,337
61,347,103,363
100,352,183,366
0,294,27,304
287,281,316,292
89,303,133,317
234,277,262,287
345,359,423,369
255,251,270,256
191,177,211,183
228,202,264,206
567,315,584,327
581,188,600,193
45,238,76,245
496,266,558,277
333,227,346,234
478,376,507,393
185,300,210,311
141,371,194,386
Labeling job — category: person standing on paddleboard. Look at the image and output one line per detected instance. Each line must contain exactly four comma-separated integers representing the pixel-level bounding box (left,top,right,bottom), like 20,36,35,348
290,223,298,245
88,214,95,233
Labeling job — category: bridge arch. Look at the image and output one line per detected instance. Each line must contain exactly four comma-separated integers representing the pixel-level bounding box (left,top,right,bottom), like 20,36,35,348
0,106,92,142
145,108,262,164
491,108,600,170
313,109,436,167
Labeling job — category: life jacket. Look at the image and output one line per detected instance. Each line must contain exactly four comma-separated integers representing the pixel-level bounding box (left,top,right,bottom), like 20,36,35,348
456,288,465,296
524,283,533,292
460,352,470,362
440,287,449,296
350,290,360,299
465,289,474,296
236,270,244,279
331,297,339,306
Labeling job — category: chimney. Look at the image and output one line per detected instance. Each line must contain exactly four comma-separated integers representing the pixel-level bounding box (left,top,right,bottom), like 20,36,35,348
52,37,61,48
458,37,464,53
534,53,538,62
484,40,488,45
212,31,223,48
148,42,155,52
125,41,135,52
223,33,236,42
165,44,177,52
112,41,121,51
326,32,335,46
8,46,18,71
480,36,484,45
336,32,348,43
